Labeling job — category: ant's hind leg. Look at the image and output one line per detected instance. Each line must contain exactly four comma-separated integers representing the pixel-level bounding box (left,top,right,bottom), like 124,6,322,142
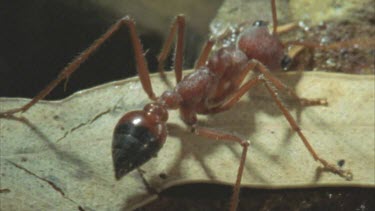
192,125,250,211
157,15,185,83
0,16,157,118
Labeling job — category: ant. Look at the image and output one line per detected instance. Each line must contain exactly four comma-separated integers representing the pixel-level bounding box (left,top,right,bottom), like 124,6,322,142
0,0,358,210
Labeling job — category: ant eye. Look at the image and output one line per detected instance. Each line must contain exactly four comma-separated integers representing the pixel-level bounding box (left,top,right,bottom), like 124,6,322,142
252,20,268,27
281,55,292,70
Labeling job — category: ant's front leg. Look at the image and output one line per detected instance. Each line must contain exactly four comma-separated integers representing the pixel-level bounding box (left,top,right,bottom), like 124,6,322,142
0,16,157,118
194,38,215,69
203,60,352,180
253,61,353,180
261,78,353,180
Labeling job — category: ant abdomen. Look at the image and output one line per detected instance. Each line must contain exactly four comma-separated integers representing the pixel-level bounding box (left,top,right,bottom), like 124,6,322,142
112,108,167,180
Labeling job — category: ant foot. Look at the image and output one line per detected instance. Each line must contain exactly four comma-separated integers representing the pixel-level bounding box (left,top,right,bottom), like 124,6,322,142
0,108,23,118
299,98,328,107
319,158,353,181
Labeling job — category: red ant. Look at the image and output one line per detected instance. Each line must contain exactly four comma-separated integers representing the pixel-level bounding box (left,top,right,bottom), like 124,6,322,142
0,0,356,210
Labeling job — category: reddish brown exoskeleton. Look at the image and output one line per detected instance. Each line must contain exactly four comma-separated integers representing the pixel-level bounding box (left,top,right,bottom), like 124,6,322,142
0,0,356,210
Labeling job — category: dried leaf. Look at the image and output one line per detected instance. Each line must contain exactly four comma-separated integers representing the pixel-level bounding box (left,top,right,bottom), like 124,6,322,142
1,71,374,210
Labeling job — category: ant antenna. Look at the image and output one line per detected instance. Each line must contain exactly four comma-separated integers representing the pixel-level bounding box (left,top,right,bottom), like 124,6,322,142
271,0,278,35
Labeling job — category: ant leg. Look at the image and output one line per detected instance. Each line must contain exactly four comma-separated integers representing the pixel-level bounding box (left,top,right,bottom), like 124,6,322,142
194,38,215,69
207,59,322,114
195,24,247,70
195,21,257,70
284,38,375,50
208,76,261,113
192,125,250,211
247,61,353,180
157,15,185,83
271,0,297,36
270,0,278,35
0,16,156,118
285,37,375,69
207,62,352,180
257,74,353,180
276,22,298,34
252,60,328,106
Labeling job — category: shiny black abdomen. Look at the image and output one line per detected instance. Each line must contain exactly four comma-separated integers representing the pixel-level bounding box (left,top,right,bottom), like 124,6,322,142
112,115,163,180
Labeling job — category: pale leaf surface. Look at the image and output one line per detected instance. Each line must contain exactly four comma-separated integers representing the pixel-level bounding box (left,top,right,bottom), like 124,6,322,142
1,71,374,210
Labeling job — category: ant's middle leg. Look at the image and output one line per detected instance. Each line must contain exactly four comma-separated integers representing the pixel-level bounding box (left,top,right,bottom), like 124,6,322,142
207,76,262,114
191,125,250,211
216,65,352,180
203,61,352,180
0,16,157,118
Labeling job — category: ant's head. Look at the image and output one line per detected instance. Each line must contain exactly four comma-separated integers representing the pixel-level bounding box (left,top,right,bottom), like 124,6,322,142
237,19,287,71
112,103,168,180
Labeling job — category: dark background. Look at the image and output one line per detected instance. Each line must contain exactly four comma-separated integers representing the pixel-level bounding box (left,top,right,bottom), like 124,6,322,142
0,0,221,100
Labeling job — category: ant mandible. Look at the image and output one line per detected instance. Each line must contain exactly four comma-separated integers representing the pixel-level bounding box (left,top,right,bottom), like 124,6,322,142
0,0,354,210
